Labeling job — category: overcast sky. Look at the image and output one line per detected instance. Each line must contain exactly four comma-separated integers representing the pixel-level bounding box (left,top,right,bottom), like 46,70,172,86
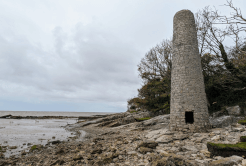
0,0,245,112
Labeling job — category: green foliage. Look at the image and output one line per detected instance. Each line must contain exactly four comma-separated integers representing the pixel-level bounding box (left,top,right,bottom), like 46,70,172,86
128,40,172,113
129,110,138,113
202,48,246,113
128,77,170,113
29,144,43,152
130,43,246,114
238,118,246,125
135,117,151,121
207,142,246,149
30,145,37,151
0,146,1,151
128,4,246,114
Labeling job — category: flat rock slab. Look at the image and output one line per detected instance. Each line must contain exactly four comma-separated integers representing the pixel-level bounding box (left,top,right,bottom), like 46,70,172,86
145,129,162,139
156,135,173,143
173,134,189,140
210,155,243,166
181,145,198,152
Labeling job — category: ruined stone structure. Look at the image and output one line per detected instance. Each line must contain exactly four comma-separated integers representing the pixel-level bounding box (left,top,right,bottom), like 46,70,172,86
169,10,210,132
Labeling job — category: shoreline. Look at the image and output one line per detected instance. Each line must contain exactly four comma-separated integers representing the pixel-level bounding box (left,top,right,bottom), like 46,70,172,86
0,111,115,117
1,111,246,165
0,118,82,158
0,114,109,120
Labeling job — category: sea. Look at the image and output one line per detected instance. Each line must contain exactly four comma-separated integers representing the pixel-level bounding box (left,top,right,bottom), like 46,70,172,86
0,111,114,157
0,111,113,117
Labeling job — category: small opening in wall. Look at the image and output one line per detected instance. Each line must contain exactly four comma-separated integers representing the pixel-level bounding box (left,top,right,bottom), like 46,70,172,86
185,111,194,124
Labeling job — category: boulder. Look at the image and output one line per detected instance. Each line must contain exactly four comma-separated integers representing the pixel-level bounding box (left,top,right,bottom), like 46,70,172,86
212,110,229,118
207,142,246,158
209,115,243,128
226,105,241,116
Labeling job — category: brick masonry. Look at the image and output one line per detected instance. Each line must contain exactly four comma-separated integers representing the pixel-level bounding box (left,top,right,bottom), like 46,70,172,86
170,10,210,132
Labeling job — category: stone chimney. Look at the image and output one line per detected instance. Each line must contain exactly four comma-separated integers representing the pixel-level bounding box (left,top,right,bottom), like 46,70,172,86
169,10,210,132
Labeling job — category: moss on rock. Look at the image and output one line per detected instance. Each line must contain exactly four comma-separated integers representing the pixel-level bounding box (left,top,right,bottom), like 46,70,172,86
240,136,246,142
135,117,151,121
30,145,37,151
207,142,246,158
129,110,138,113
238,118,246,125
29,145,43,152
208,142,246,149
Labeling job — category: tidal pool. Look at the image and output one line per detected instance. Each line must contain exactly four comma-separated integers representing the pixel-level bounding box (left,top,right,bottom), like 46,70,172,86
0,119,81,157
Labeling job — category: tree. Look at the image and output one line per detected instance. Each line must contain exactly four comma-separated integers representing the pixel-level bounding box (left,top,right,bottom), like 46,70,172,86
196,1,246,112
128,40,172,113
129,1,246,114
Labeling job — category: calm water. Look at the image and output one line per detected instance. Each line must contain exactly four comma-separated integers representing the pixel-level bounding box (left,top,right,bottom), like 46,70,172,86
0,118,79,157
0,111,113,157
0,111,113,117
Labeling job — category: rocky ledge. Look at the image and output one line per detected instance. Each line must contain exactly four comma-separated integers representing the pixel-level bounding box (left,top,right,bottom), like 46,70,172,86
1,111,246,166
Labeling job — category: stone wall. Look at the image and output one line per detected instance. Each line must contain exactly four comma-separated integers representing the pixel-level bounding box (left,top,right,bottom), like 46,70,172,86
169,10,210,132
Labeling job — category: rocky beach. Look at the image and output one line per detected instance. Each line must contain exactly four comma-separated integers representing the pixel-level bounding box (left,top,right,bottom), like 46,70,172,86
1,108,246,166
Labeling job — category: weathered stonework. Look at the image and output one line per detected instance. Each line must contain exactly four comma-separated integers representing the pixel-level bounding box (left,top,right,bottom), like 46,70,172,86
170,10,210,132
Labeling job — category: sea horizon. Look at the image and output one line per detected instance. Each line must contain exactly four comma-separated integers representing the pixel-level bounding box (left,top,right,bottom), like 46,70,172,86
0,110,117,117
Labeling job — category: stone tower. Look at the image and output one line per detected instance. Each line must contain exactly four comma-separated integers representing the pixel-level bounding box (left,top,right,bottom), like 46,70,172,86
170,10,210,132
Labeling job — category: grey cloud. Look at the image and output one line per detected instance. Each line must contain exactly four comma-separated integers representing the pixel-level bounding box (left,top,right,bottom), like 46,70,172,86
1,0,244,110
0,20,141,107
